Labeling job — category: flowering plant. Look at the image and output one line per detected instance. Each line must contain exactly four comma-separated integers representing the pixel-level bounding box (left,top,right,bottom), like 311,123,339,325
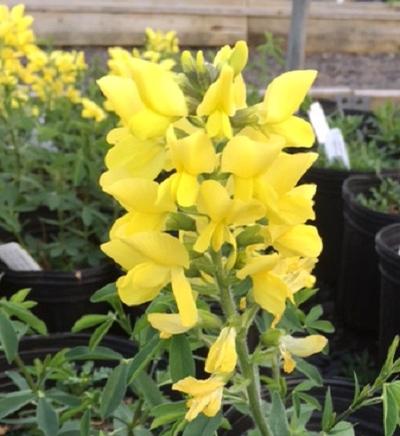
89,40,400,434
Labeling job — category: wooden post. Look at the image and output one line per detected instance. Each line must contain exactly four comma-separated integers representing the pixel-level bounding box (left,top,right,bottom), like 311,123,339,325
286,0,310,70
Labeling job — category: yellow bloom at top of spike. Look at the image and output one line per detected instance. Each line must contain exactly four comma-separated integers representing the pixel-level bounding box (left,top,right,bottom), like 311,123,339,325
280,334,327,373
172,376,225,421
81,98,106,122
194,180,265,253
213,40,248,76
257,70,317,147
197,65,246,139
205,327,237,374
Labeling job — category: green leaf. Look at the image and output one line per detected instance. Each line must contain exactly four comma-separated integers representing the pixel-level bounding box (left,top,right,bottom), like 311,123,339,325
10,289,31,303
127,335,162,384
65,346,123,361
131,371,165,408
90,283,117,303
80,409,91,436
328,421,355,435
383,382,400,436
37,397,59,436
88,317,114,350
150,401,186,429
0,301,47,334
0,390,34,420
269,391,289,436
71,314,111,333
169,335,195,383
322,388,336,431
182,413,222,436
294,358,323,386
100,361,129,418
0,311,18,363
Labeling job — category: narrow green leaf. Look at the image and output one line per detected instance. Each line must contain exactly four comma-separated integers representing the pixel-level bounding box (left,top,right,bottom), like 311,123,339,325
322,388,335,431
80,409,91,436
100,361,129,418
0,301,47,334
65,346,123,361
182,413,222,436
0,390,34,420
71,314,110,333
294,358,323,386
328,421,355,436
37,397,59,436
90,283,117,303
150,401,186,429
269,391,290,436
131,371,165,407
127,335,162,384
383,382,400,436
169,335,195,383
10,289,31,303
88,318,114,350
0,311,18,363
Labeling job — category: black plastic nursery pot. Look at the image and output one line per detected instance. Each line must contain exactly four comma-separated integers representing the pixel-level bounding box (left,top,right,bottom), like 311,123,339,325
376,223,400,361
338,174,400,333
223,378,384,436
0,333,136,392
302,166,370,288
0,263,120,333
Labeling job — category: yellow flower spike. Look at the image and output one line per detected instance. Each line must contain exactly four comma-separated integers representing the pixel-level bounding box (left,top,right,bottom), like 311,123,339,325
172,376,225,421
197,65,237,138
265,224,323,258
221,134,283,200
194,180,265,253
279,334,328,373
258,70,317,147
116,232,197,327
205,327,238,374
100,128,166,189
148,313,195,339
168,129,217,207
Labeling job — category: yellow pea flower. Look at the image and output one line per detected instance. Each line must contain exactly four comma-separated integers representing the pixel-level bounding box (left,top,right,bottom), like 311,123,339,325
102,231,197,327
279,334,327,373
221,134,283,200
167,128,217,206
104,178,175,236
148,313,194,339
97,61,187,139
194,180,265,253
237,254,316,326
258,70,317,147
213,40,248,76
173,376,225,421
255,152,318,225
197,64,246,139
99,128,166,189
265,223,322,258
205,327,237,374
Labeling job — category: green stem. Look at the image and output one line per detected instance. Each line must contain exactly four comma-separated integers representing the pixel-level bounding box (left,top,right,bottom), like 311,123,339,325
211,251,272,436
14,354,36,392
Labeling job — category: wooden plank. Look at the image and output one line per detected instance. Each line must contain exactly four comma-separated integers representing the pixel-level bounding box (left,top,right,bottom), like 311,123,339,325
31,12,246,46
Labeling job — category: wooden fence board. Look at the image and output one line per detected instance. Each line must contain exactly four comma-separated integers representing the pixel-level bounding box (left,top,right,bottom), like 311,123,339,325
5,0,400,52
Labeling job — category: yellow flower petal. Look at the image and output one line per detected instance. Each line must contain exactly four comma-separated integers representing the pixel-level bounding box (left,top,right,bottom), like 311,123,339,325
205,327,237,374
171,267,198,327
281,335,328,357
262,70,317,123
268,115,315,148
147,313,194,338
101,239,144,271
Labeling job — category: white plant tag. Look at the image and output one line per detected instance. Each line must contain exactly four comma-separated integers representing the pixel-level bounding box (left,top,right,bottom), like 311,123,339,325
308,102,330,144
325,128,351,169
0,242,42,271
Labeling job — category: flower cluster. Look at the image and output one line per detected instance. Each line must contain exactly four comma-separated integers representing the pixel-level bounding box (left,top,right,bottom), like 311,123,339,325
0,4,105,122
98,40,327,420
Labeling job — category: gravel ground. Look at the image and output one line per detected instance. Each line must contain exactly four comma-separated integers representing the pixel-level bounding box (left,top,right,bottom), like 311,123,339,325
83,46,400,90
